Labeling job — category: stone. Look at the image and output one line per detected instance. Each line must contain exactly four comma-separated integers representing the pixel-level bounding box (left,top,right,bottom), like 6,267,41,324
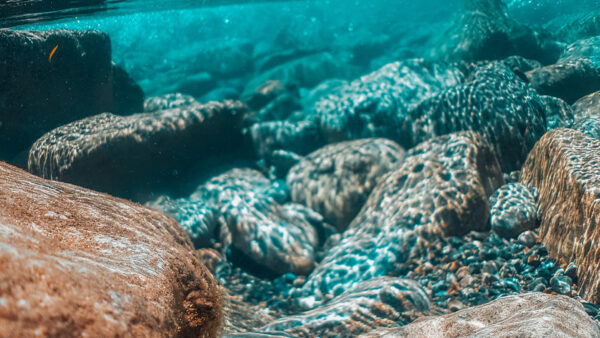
406,62,546,172
175,72,217,98
573,90,600,119
526,58,600,104
314,59,464,145
143,92,199,112
489,183,538,239
572,116,600,139
540,95,574,130
427,0,561,64
242,52,358,99
248,120,323,160
28,100,246,198
0,162,221,337
255,278,430,337
294,132,503,308
521,128,600,303
190,42,253,79
557,12,600,44
0,28,143,160
559,37,600,68
364,293,600,337
152,169,320,276
287,138,405,231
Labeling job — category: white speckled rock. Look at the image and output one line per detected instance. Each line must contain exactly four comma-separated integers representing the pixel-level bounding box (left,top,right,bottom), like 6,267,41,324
0,162,221,337
364,293,600,337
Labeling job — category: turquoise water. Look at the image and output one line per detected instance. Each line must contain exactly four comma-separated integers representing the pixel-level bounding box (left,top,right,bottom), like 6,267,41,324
2,0,600,336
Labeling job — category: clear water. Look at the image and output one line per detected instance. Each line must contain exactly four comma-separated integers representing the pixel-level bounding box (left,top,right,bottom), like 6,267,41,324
2,0,600,336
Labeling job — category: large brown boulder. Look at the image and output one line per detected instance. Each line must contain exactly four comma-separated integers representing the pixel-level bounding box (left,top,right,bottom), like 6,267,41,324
364,293,599,337
0,162,222,337
521,128,600,303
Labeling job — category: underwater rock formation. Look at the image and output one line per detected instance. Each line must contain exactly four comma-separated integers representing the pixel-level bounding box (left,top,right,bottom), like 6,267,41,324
0,29,143,161
573,90,600,118
150,169,320,276
365,293,600,337
0,162,221,337
315,58,464,144
526,58,600,104
27,100,245,197
522,128,600,303
556,12,600,44
143,92,199,112
488,183,537,239
242,52,358,100
250,278,430,337
249,120,323,159
406,62,546,172
287,138,405,231
294,131,503,308
427,0,561,64
540,95,574,130
559,37,600,68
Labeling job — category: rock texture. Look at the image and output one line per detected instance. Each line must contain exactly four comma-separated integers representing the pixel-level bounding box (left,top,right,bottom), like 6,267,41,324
526,58,600,104
0,29,143,160
489,183,537,239
406,62,546,172
253,278,430,337
427,0,561,64
560,37,600,68
287,138,405,231
28,100,246,197
150,169,320,276
0,162,221,337
364,293,600,337
294,132,503,308
573,91,600,118
521,128,600,303
315,59,464,145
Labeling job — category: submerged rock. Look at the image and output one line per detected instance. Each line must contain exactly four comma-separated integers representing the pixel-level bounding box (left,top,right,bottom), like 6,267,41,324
294,132,503,308
522,128,600,303
258,278,430,337
143,92,199,112
559,37,600,68
288,138,405,231
151,169,320,276
489,183,537,239
556,12,600,44
540,95,574,130
243,52,358,99
28,100,245,198
315,59,464,145
365,293,599,337
427,0,561,64
0,162,221,337
526,58,600,104
406,62,546,172
0,28,143,160
249,120,323,159
573,90,600,118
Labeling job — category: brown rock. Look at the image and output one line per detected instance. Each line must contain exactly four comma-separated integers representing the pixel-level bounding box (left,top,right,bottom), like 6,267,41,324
522,128,600,303
363,293,599,337
0,162,221,337
27,100,246,198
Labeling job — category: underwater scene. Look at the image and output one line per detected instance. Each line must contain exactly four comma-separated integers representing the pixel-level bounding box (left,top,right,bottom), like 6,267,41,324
2,0,600,336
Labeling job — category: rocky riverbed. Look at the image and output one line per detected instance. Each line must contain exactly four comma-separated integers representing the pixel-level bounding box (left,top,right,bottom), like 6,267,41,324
2,0,600,336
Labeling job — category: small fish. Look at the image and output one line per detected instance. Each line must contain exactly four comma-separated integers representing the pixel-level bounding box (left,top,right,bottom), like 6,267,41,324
49,44,58,62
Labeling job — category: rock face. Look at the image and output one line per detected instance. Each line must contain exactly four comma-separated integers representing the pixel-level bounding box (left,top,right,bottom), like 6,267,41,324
28,100,246,197
0,29,143,160
427,0,560,64
287,138,405,231
557,12,600,43
294,132,503,308
573,91,600,118
489,183,537,239
365,293,600,337
150,169,320,276
540,95,574,130
526,58,600,104
560,37,600,68
0,162,221,337
406,62,546,172
521,128,600,303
